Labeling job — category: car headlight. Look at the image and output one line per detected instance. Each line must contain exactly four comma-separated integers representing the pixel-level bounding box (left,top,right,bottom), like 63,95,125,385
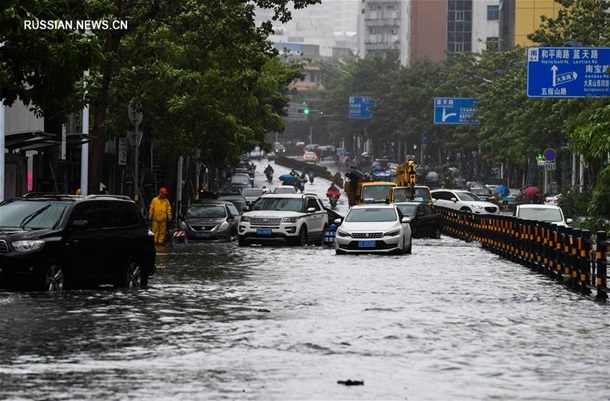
13,240,45,253
219,221,229,230
384,229,400,237
282,216,297,223
336,229,350,237
241,216,250,222
473,204,484,209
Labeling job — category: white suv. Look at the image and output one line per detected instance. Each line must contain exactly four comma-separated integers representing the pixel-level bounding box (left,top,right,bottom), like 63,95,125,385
431,189,499,214
238,194,328,246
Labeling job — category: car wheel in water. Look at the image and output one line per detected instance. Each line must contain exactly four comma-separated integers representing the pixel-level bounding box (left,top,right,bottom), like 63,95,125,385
335,249,346,255
292,226,307,246
237,236,247,247
43,263,64,291
117,261,144,289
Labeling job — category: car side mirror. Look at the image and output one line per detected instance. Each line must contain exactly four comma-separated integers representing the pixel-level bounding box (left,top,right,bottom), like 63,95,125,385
566,218,573,225
307,207,316,213
451,197,458,202
334,218,342,224
71,219,88,230
401,217,411,224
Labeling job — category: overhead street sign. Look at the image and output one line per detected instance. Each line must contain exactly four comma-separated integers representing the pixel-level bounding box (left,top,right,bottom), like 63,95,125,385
433,97,479,124
527,47,610,98
349,96,375,119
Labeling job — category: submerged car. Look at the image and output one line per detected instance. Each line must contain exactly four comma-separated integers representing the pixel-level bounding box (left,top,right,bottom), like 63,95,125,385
179,200,240,241
335,204,412,255
0,194,155,291
431,189,499,214
217,193,248,215
238,193,328,246
513,204,573,227
241,188,264,207
394,202,443,239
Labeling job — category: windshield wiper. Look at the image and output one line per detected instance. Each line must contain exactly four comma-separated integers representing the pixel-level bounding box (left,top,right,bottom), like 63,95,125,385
19,205,52,228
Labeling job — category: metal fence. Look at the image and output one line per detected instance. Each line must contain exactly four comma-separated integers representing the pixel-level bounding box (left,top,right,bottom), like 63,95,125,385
437,207,609,301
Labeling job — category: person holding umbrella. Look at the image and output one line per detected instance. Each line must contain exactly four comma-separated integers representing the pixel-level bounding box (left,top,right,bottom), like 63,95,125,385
523,186,542,204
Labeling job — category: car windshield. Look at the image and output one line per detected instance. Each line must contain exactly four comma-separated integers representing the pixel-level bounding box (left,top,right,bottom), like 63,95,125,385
345,208,397,222
186,205,226,218
393,187,430,202
517,207,563,222
242,189,262,197
0,200,70,229
274,187,296,194
455,192,481,202
361,185,393,202
396,204,418,217
231,175,250,185
471,188,490,196
252,197,303,212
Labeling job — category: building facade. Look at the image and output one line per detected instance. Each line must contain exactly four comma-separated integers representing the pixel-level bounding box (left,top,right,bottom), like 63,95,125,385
499,0,562,50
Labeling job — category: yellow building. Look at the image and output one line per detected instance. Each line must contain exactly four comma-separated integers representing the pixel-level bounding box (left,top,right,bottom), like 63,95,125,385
501,0,563,48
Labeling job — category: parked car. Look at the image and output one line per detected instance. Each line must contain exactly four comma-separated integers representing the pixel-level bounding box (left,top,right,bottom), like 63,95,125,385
469,187,496,203
238,193,328,246
302,151,318,164
0,194,155,291
394,202,443,239
334,204,412,255
241,188,264,207
513,204,573,227
228,173,252,191
249,147,264,160
217,193,248,215
424,171,440,188
496,188,525,210
431,189,499,214
179,200,239,241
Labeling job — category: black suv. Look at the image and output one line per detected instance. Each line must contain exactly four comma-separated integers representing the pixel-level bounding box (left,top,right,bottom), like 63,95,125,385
0,194,156,291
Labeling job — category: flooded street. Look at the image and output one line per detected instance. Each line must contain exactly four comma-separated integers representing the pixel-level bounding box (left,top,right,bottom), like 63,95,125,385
0,160,608,401
0,237,608,401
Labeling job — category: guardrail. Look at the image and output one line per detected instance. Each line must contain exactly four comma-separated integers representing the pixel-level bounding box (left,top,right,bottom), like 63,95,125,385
274,155,344,188
437,206,609,301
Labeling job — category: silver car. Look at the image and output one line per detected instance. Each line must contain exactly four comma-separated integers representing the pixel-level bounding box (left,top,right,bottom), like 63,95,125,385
179,201,240,241
335,204,412,255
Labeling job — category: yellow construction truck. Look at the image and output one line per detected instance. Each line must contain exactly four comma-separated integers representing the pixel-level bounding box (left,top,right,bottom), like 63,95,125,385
387,157,432,205
344,168,396,206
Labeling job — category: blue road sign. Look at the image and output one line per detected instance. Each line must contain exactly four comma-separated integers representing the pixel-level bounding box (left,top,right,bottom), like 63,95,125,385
433,98,480,124
349,96,375,119
527,47,610,98
543,148,557,162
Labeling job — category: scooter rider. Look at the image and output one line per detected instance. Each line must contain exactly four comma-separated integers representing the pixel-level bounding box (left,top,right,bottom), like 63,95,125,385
264,164,274,182
326,182,341,197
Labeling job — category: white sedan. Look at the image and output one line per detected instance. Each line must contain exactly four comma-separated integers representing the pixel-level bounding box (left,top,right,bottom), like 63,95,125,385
335,204,412,255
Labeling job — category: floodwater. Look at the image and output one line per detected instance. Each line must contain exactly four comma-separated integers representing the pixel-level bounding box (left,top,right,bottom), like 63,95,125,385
0,238,608,401
0,159,608,400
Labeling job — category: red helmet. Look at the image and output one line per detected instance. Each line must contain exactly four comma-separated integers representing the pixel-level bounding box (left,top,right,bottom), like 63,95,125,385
159,187,168,195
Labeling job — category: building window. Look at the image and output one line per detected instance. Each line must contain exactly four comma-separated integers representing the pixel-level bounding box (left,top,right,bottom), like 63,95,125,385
454,42,464,52
487,5,499,20
455,10,464,21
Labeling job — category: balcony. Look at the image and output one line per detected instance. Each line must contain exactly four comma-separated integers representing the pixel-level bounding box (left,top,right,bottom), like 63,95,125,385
364,18,401,27
364,42,401,50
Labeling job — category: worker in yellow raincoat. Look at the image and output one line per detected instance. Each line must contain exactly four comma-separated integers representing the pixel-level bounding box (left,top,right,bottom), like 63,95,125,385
149,187,172,245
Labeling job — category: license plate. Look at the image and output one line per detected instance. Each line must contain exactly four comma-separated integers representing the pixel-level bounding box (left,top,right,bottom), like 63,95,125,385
256,229,272,236
196,232,210,238
358,240,376,248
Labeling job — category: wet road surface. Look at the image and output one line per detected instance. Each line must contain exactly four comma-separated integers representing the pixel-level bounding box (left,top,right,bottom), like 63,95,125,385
0,159,607,400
